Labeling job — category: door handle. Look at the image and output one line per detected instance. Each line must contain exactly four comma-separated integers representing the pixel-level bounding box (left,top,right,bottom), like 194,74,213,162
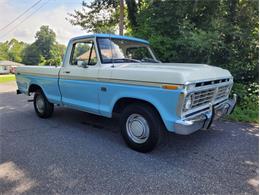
64,71,70,74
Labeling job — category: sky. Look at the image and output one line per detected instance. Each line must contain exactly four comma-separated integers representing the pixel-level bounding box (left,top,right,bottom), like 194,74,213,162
0,0,91,45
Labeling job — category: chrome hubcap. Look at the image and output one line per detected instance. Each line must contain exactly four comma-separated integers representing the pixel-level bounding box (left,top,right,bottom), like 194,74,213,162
126,114,150,144
36,95,45,113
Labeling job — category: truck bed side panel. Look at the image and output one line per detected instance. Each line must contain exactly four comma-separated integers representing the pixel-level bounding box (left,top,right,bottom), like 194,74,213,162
16,66,61,104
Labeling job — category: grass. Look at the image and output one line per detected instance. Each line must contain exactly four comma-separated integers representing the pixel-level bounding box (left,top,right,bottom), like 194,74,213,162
0,74,15,83
227,105,259,123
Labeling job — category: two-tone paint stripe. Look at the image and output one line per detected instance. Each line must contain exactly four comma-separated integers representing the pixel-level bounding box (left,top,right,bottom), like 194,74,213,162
17,71,183,89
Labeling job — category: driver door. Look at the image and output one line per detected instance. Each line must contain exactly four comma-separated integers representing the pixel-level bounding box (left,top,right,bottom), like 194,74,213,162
59,39,100,114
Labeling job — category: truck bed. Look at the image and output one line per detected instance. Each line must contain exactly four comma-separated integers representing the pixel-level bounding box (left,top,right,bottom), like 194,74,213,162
16,66,62,104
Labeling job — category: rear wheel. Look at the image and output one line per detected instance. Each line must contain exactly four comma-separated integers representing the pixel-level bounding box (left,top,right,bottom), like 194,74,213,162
33,90,54,118
120,104,162,152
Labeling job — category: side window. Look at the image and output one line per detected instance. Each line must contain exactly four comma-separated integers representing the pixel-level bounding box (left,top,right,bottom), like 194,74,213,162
70,41,97,66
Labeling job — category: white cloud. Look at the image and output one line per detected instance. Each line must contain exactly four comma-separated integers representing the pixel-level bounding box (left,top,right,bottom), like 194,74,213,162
0,0,86,45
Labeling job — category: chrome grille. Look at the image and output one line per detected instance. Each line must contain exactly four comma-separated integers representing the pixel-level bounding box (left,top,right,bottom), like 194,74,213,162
216,85,230,100
191,85,230,109
192,89,215,108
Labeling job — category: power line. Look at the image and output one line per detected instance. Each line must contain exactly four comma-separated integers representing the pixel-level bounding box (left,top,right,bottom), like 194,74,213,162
0,0,50,39
0,0,42,32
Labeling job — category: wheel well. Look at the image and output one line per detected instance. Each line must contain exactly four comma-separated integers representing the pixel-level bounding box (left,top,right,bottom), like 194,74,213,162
28,84,42,94
113,98,160,116
113,97,166,129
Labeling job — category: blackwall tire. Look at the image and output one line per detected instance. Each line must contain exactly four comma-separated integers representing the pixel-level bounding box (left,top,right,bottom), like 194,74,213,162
33,90,54,118
120,103,162,152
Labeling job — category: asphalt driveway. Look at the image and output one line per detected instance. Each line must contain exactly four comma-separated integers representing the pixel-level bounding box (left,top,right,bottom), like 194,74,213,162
0,81,258,194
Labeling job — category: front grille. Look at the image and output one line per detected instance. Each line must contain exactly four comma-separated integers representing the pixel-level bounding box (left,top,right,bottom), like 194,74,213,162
216,85,230,100
195,78,230,87
192,89,215,108
191,84,230,109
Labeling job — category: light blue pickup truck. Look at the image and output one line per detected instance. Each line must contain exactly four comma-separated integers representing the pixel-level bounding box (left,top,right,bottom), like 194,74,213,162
16,34,237,152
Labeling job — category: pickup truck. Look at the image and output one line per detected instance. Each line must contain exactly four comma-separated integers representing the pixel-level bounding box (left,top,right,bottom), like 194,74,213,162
16,34,237,152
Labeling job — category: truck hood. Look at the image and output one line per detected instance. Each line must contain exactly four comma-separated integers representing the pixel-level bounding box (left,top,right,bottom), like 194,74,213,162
111,63,232,85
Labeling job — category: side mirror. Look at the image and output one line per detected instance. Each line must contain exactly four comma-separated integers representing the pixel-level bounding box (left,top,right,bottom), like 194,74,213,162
76,60,88,68
76,60,83,66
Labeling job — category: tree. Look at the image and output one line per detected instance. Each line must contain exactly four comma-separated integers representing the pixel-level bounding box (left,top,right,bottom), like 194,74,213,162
0,39,26,62
67,1,120,33
0,42,9,61
35,25,56,60
132,0,258,83
22,25,66,65
22,43,42,65
42,43,66,66
67,0,143,34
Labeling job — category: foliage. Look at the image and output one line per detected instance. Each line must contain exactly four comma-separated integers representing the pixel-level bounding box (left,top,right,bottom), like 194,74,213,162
232,83,259,108
22,25,66,65
22,43,42,65
0,39,27,62
228,106,258,123
39,43,66,66
67,0,144,34
132,0,258,84
0,26,65,66
35,25,56,60
227,83,259,123
67,1,120,33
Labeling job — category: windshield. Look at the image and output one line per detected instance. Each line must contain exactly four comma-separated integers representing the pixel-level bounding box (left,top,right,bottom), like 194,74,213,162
97,38,159,64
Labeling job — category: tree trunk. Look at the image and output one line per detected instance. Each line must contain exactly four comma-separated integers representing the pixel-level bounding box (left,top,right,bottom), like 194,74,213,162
119,0,124,35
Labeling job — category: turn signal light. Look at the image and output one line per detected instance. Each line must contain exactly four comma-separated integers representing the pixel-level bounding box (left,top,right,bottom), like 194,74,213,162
162,85,179,90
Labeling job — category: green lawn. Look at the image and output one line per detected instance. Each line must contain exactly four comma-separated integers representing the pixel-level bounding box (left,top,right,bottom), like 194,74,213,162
227,106,259,123
0,74,16,83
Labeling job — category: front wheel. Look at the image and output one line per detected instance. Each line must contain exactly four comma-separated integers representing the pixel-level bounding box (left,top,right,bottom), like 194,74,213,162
120,104,162,152
33,90,54,118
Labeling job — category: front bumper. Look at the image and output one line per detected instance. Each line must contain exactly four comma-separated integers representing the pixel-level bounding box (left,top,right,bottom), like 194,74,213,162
174,94,237,135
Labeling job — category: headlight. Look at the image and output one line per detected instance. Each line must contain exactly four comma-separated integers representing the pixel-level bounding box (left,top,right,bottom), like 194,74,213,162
184,94,193,110
184,83,196,91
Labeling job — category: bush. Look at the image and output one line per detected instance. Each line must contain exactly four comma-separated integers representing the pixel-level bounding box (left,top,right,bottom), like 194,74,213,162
227,82,259,123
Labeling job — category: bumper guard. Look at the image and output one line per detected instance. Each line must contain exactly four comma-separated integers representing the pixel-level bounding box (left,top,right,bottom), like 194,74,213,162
174,94,237,135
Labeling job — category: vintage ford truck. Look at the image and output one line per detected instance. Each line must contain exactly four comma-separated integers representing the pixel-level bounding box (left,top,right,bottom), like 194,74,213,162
16,34,237,152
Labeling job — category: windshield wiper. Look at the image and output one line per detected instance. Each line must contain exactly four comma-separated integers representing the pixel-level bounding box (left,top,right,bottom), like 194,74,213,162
113,58,141,63
141,58,160,63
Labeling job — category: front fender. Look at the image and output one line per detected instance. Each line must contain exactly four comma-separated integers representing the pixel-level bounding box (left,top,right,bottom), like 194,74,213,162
99,82,181,132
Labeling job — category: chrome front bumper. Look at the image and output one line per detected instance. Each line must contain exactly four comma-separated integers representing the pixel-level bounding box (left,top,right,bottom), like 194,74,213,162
174,94,237,135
